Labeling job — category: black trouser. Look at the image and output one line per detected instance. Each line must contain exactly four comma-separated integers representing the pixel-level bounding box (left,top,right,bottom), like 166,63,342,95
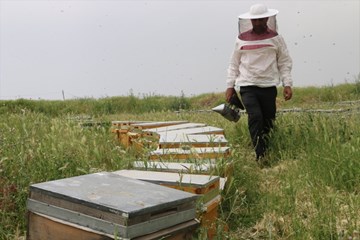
239,86,277,159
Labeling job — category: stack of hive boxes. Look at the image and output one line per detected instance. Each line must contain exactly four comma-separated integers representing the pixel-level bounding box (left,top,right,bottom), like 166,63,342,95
111,120,232,238
111,120,230,161
26,121,231,239
27,172,199,240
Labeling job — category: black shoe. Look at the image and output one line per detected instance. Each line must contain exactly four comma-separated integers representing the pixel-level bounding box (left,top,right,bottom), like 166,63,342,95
256,156,271,168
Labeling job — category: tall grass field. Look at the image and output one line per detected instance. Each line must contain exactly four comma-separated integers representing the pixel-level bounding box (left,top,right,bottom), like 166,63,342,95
1,83,360,239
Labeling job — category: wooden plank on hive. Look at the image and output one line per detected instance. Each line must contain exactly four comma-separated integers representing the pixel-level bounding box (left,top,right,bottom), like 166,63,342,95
113,170,220,205
130,121,189,130
111,120,151,128
113,170,219,191
132,161,228,191
132,161,216,174
148,147,231,161
158,134,228,149
154,126,225,136
142,123,207,134
27,172,198,239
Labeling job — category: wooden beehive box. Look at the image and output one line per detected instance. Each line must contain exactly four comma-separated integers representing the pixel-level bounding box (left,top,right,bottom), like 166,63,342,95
113,170,222,239
111,121,151,148
27,172,198,239
28,212,199,240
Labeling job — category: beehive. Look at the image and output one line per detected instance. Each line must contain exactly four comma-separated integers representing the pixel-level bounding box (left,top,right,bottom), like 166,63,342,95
27,172,198,239
113,170,222,239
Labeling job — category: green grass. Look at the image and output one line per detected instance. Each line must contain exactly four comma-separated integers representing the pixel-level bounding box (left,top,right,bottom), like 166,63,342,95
192,108,359,239
0,83,360,239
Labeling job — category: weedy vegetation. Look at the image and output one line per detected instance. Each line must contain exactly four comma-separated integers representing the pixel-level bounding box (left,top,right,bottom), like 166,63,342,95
0,82,360,239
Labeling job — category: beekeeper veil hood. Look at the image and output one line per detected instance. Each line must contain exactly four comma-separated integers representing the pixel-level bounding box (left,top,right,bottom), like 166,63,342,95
238,3,278,37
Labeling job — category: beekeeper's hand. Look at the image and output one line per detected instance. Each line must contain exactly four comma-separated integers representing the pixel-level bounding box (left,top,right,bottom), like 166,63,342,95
284,86,293,101
225,88,235,103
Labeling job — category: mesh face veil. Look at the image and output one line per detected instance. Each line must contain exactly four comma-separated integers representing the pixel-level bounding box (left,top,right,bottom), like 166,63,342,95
237,4,278,38
238,15,277,36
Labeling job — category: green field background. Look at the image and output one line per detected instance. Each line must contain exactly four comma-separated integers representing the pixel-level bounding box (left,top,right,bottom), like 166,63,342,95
1,83,360,239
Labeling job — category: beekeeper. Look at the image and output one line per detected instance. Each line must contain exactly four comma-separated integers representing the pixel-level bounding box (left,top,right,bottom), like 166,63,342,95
225,3,293,163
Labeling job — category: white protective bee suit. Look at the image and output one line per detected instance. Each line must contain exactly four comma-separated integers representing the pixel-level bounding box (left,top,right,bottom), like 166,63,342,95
226,5,293,89
225,3,293,161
